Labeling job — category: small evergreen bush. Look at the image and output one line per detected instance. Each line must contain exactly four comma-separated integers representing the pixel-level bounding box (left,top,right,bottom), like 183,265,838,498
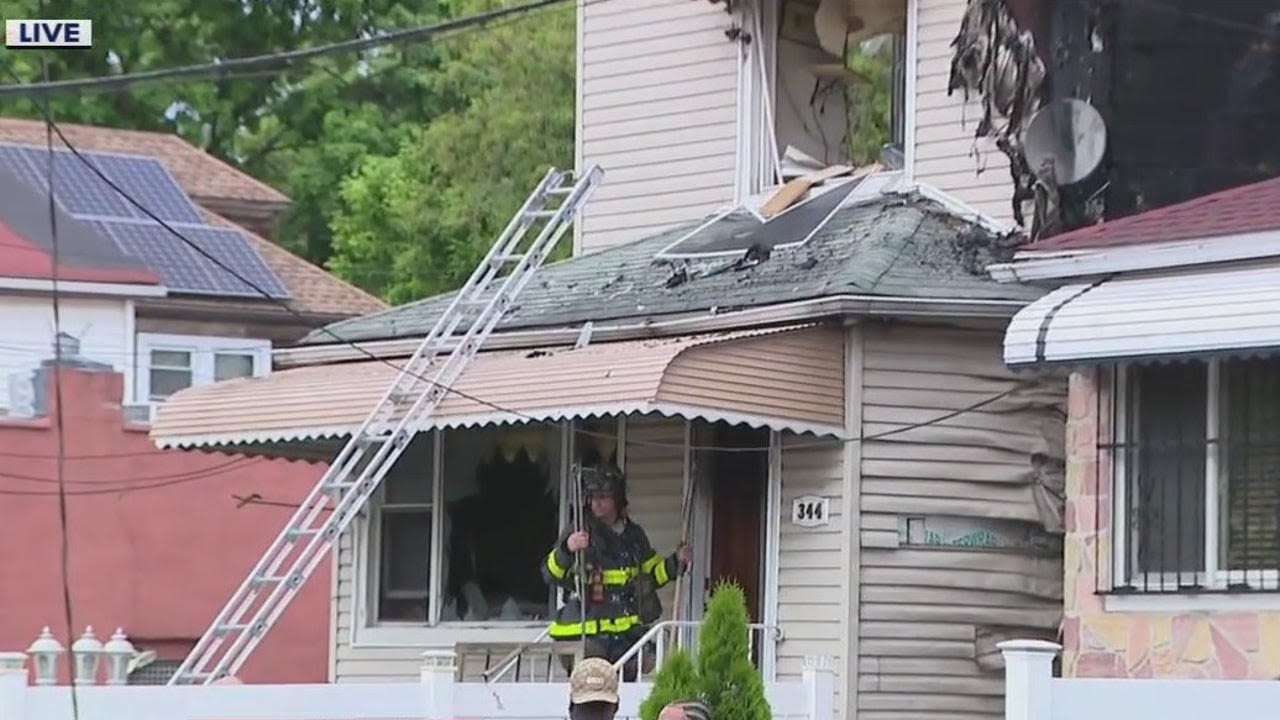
639,649,699,720
638,582,772,720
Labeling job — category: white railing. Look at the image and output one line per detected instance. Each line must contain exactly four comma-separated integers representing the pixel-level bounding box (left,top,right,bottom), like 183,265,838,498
1000,640,1280,720
613,621,781,682
481,621,782,684
0,648,835,720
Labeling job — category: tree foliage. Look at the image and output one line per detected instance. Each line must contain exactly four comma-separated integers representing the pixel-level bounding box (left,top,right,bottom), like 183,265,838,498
640,582,771,720
639,649,700,720
327,0,575,303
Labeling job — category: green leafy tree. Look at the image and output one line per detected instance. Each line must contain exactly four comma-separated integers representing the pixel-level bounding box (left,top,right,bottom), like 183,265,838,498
640,649,701,720
695,582,771,720
328,0,575,302
0,0,457,265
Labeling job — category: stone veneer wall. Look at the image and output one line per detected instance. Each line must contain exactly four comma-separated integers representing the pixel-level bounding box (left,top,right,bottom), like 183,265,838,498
1063,371,1280,679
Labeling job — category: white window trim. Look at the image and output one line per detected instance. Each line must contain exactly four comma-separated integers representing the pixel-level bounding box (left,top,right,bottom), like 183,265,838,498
350,418,625,648
1109,359,1280,611
135,332,271,404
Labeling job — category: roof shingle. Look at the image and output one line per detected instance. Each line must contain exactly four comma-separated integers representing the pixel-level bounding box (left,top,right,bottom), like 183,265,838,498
1024,175,1280,251
304,187,1042,345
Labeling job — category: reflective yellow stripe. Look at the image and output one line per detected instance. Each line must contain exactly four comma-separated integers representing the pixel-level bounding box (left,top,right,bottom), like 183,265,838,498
601,567,637,585
546,550,568,580
548,614,642,638
642,553,670,586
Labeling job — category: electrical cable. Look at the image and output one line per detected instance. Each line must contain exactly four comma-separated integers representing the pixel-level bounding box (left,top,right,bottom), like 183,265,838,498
0,456,260,486
36,16,80,712
11,93,1041,457
0,0,594,98
0,460,269,497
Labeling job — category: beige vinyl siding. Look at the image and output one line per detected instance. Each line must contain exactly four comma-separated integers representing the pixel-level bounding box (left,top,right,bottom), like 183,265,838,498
776,435,846,687
912,0,1015,225
331,416,686,682
856,322,1065,720
578,0,740,254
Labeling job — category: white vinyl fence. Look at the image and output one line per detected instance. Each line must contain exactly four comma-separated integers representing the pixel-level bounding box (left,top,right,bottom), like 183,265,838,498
1001,640,1280,720
0,648,835,720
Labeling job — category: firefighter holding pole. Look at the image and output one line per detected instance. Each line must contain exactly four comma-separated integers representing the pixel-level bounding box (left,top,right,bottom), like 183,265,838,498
542,462,692,678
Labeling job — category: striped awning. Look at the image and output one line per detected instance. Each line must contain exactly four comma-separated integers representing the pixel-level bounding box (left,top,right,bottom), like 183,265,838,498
150,324,846,450
1003,264,1280,368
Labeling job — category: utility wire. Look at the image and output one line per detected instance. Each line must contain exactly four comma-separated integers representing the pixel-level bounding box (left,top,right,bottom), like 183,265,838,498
37,22,81,713
0,456,259,485
0,0,589,98
0,460,268,496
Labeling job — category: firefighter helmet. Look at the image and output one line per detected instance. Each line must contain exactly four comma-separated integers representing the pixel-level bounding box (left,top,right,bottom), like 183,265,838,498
579,463,627,508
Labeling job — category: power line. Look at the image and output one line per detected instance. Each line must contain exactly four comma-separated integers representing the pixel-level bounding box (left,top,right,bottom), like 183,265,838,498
0,0,585,98
0,455,259,485
0,460,271,496
36,16,81,711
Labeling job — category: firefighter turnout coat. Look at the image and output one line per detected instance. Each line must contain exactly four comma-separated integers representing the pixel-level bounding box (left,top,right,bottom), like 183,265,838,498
542,514,681,641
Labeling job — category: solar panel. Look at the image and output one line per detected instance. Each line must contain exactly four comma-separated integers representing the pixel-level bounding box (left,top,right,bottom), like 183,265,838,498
95,221,216,291
0,144,137,218
93,221,291,299
0,142,293,301
658,176,867,258
181,226,292,299
89,154,204,224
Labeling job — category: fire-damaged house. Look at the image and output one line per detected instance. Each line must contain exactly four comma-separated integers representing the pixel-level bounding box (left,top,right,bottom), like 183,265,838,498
950,0,1280,240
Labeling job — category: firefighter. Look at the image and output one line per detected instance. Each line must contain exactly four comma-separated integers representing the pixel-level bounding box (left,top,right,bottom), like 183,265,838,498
542,463,692,678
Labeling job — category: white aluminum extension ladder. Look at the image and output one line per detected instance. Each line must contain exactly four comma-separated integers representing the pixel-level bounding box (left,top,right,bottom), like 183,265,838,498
168,165,605,685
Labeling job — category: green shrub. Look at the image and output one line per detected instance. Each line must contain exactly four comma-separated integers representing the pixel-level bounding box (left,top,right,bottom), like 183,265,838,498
639,649,699,720
638,582,771,720
696,582,770,720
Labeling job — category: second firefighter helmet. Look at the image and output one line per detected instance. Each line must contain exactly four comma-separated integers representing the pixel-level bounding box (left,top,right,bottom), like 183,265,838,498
579,462,628,508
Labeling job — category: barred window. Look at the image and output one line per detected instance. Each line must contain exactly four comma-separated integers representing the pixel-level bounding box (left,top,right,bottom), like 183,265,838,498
1113,357,1280,592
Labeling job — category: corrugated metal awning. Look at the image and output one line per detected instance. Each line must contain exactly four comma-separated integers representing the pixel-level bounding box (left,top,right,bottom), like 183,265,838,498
1003,265,1280,368
151,324,845,450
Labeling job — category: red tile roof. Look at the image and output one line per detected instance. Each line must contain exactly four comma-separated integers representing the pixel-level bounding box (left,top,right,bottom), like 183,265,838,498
1024,175,1280,251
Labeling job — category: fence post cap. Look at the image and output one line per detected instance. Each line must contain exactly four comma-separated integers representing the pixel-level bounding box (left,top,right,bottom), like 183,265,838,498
997,639,1062,654
0,652,26,672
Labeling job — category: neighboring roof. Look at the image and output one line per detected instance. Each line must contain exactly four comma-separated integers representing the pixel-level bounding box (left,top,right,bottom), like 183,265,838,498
0,163,159,285
0,119,385,318
151,324,845,450
304,185,1042,345
0,117,288,206
1024,175,1280,252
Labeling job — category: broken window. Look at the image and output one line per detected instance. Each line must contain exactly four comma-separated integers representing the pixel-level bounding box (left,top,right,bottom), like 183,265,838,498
744,0,906,193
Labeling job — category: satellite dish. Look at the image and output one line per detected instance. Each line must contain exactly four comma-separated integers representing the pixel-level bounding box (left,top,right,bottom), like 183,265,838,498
1023,99,1108,186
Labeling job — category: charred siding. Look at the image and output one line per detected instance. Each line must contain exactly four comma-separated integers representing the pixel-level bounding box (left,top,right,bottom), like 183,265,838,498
857,322,1065,720
577,0,739,254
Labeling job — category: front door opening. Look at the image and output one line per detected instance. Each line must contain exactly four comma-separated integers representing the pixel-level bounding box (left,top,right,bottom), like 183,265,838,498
701,421,769,664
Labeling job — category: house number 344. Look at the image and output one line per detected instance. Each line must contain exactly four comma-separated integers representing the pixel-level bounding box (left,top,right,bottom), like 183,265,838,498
791,495,830,528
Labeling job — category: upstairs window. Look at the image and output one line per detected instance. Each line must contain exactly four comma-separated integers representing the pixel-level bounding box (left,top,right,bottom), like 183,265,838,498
748,0,907,192
136,333,271,404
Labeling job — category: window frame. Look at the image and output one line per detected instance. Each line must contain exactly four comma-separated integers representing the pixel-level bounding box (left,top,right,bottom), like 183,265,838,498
1111,359,1280,595
135,332,271,404
352,417,626,647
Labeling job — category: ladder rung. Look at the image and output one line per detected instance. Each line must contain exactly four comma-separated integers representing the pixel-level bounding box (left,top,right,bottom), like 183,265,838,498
547,186,572,195
492,253,526,264
525,210,556,219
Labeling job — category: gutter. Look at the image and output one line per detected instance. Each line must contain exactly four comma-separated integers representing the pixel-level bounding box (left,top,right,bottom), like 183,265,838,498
987,229,1280,283
274,294,1032,368
0,277,167,298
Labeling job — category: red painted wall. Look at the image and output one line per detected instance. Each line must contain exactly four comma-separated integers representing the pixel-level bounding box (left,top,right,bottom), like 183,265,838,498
0,365,330,684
